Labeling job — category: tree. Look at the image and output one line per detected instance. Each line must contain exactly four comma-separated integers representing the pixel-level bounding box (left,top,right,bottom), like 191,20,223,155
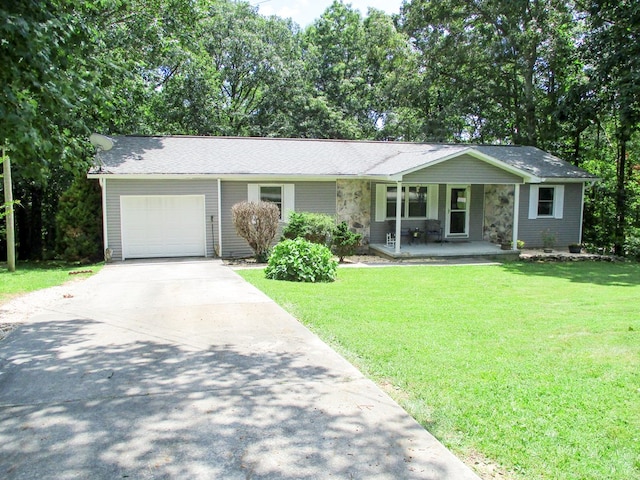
55,175,103,261
0,1,101,258
302,1,370,138
580,0,640,254
144,1,306,137
400,0,580,146
0,0,202,259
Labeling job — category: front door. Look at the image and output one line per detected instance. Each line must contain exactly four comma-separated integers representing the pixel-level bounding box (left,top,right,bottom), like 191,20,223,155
446,185,470,237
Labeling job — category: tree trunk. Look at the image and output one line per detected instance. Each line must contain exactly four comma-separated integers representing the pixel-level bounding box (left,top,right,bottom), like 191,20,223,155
572,130,581,166
523,46,538,146
2,150,16,271
614,138,627,256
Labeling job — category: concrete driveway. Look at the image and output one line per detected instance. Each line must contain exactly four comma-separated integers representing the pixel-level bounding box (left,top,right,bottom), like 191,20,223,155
0,259,480,479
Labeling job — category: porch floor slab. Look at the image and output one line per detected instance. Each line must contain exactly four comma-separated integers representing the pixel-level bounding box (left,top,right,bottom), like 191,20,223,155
369,241,520,261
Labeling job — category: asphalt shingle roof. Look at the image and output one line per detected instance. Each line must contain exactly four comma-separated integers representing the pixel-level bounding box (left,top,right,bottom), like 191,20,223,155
91,135,596,180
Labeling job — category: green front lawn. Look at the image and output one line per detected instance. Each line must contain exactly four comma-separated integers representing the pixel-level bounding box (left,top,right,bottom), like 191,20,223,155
0,261,102,304
240,262,640,480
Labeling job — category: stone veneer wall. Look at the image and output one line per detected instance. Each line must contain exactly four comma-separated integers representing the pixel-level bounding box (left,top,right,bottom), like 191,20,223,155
336,179,371,245
483,185,515,243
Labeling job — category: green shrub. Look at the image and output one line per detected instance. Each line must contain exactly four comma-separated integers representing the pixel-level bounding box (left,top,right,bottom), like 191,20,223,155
282,212,334,245
55,176,103,261
331,221,362,262
265,238,337,282
624,228,640,260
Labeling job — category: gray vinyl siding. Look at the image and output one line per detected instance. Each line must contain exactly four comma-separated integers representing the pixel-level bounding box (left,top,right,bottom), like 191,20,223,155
104,178,218,261
517,183,583,247
404,154,523,184
220,182,252,258
296,182,337,213
220,181,337,258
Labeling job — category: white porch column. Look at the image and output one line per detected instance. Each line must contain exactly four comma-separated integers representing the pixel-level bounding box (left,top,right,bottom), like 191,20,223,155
395,181,402,254
512,183,520,250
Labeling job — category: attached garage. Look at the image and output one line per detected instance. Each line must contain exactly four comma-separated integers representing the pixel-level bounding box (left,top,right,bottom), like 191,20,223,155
120,195,206,259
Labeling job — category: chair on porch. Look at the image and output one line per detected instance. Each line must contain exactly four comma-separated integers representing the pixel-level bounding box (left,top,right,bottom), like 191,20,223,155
386,220,411,247
425,219,443,244
386,220,398,247
385,232,396,248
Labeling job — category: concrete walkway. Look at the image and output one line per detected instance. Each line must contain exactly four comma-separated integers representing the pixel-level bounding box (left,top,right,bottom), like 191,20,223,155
0,259,480,479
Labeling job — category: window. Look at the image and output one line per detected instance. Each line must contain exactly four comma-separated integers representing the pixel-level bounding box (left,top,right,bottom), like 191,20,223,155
528,185,564,219
247,184,295,221
386,185,426,218
386,186,399,217
260,186,282,218
408,186,428,217
537,187,554,216
376,184,435,221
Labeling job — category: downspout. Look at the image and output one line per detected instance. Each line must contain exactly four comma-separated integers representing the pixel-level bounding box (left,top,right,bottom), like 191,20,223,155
99,177,111,261
217,178,223,257
512,183,520,250
395,181,402,254
579,183,586,244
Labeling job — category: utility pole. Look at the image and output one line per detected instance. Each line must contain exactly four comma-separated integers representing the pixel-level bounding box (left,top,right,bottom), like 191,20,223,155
2,145,16,272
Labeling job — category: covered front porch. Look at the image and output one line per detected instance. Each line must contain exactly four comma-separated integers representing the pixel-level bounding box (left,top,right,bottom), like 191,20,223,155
369,241,520,261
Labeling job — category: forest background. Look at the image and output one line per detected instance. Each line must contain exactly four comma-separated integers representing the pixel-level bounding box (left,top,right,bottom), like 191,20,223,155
1,0,638,261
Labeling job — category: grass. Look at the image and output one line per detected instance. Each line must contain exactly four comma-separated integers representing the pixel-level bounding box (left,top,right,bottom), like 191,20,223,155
0,261,102,304
239,262,640,480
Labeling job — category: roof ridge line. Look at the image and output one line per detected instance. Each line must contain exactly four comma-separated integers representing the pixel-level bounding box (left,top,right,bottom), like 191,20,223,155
114,134,525,148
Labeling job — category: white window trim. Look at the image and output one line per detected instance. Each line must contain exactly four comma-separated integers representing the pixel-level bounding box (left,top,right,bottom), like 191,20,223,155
528,185,564,219
247,184,295,222
375,183,438,221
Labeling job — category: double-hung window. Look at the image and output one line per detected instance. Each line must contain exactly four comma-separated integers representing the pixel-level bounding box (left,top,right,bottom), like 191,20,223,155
247,184,295,221
259,186,283,218
529,185,564,219
407,186,428,217
537,187,554,216
377,184,436,220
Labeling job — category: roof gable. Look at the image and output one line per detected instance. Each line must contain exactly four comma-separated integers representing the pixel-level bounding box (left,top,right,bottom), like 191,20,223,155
369,147,540,182
403,153,528,184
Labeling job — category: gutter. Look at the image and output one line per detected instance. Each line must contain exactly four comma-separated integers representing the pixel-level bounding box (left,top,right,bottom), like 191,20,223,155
86,173,385,182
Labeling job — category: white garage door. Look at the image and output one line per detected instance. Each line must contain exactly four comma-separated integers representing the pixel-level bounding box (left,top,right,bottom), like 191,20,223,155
121,195,206,259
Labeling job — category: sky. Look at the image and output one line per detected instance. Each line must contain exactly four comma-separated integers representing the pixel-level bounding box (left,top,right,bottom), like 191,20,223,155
251,0,405,27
